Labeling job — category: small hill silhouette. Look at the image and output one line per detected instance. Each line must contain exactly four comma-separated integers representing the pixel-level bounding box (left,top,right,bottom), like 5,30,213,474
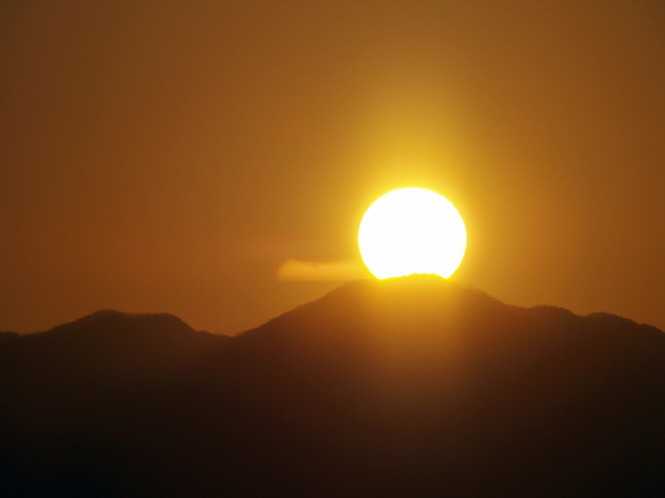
1,276,663,496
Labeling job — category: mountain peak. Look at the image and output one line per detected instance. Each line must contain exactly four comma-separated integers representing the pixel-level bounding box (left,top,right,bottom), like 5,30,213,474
42,309,196,338
76,308,189,326
242,274,504,344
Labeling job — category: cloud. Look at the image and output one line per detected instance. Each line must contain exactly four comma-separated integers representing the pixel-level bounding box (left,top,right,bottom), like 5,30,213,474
276,259,368,281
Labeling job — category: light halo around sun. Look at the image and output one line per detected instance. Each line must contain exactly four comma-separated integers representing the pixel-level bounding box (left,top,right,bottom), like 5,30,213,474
358,188,467,279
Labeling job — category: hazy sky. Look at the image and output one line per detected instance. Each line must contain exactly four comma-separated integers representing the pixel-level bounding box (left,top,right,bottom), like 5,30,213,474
2,1,664,334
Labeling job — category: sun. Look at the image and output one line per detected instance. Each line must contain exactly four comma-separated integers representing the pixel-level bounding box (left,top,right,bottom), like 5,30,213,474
358,188,467,279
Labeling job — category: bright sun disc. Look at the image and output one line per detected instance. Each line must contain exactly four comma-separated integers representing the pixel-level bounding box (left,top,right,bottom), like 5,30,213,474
358,188,467,279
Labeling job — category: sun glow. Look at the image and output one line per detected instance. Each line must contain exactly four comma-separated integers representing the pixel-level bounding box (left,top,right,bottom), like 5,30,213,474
358,188,466,279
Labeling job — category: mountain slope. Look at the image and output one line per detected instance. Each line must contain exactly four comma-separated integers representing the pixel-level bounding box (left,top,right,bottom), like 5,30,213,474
0,309,229,387
1,276,663,496
225,276,665,495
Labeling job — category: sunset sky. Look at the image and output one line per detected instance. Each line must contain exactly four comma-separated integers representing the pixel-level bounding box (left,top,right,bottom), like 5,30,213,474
2,1,664,334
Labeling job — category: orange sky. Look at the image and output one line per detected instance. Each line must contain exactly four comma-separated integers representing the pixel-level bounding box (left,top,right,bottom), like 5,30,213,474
2,1,664,334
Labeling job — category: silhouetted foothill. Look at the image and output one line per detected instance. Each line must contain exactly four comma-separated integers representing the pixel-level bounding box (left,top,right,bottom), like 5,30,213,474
0,331,20,344
1,276,663,497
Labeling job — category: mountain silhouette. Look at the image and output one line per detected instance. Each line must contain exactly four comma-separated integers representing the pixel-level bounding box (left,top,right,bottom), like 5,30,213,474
1,275,663,496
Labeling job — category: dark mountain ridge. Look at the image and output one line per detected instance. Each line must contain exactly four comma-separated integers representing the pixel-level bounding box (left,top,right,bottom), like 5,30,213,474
1,309,228,386
1,275,663,496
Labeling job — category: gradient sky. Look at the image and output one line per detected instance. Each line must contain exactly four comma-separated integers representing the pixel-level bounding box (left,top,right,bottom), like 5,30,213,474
2,1,664,334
